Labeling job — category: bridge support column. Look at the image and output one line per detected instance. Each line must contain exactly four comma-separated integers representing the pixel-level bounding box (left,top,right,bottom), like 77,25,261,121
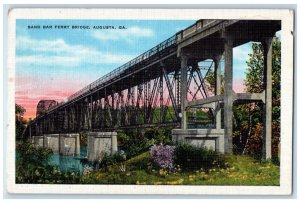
214,56,222,130
32,136,44,148
87,132,118,162
43,134,59,153
223,34,233,154
262,36,274,160
59,133,80,156
180,55,188,129
172,129,225,153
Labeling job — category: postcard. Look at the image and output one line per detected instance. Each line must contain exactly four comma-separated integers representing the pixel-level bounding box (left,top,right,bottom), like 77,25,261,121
6,8,294,195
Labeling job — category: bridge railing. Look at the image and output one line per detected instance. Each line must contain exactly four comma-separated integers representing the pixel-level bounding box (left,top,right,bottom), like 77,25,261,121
45,34,177,114
66,34,177,103
39,20,219,117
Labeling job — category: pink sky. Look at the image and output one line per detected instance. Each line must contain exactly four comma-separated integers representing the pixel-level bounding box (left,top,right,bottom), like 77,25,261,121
16,75,245,120
15,74,91,120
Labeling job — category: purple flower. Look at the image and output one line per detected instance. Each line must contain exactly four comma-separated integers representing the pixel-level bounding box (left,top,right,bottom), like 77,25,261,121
150,144,175,170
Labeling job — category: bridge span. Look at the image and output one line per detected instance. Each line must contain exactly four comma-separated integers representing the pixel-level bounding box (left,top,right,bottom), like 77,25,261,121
24,19,280,159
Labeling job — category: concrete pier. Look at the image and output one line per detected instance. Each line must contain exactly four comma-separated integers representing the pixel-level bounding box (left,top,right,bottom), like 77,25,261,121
223,33,234,154
32,136,44,148
59,133,80,156
172,129,225,153
262,37,274,160
87,132,118,162
43,134,59,153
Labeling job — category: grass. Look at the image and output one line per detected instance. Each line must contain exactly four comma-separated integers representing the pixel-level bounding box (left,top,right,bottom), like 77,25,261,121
80,152,280,185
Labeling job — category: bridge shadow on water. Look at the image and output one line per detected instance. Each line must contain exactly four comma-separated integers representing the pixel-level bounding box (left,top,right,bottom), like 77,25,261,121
48,146,88,174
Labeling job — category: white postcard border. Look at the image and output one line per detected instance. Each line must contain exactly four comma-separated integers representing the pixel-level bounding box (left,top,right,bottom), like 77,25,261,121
6,8,294,195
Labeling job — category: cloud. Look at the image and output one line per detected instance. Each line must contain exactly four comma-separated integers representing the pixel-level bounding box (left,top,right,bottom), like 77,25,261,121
16,55,81,67
92,26,154,43
16,36,135,67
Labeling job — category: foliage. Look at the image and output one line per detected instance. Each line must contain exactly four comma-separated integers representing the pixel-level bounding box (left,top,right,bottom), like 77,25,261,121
117,131,130,149
116,131,150,159
80,131,88,146
15,104,26,140
150,144,175,170
244,43,265,93
16,142,80,184
205,68,224,94
271,120,281,164
244,37,281,100
16,142,280,185
173,143,225,171
125,152,152,171
80,152,279,185
232,37,281,160
202,38,281,161
126,137,154,159
241,122,263,159
98,151,127,170
117,128,173,160
16,142,52,167
232,103,262,155
132,106,177,124
15,103,26,117
144,128,173,145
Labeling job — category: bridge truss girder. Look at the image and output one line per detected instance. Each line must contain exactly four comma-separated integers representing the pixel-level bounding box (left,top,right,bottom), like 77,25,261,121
31,59,215,135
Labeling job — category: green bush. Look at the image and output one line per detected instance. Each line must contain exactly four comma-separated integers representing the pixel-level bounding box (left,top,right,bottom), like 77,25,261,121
117,131,154,159
16,142,80,184
116,128,173,160
125,137,154,159
15,104,26,140
117,131,130,150
80,131,88,146
144,128,173,145
174,143,225,171
98,151,126,169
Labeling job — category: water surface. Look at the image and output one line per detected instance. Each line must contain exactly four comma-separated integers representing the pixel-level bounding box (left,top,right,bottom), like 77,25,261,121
48,146,88,174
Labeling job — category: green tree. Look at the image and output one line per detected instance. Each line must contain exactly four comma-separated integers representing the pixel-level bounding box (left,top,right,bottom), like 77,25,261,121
15,104,26,140
234,37,281,160
203,38,281,160
205,69,224,95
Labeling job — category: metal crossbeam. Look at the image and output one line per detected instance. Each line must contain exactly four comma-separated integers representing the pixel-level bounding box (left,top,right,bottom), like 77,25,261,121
162,67,179,119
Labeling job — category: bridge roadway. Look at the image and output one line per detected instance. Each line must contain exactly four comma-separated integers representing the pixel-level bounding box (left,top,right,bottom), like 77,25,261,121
26,19,280,159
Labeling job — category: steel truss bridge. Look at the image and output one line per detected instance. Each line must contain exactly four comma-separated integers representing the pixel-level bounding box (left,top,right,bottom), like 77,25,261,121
24,19,280,158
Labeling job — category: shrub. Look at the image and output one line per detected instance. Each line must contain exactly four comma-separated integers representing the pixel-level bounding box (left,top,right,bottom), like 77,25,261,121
174,143,225,171
243,123,263,160
126,137,154,159
80,131,88,146
117,131,154,159
144,128,173,145
117,131,130,150
16,142,53,171
16,142,80,184
98,151,127,170
150,144,175,170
